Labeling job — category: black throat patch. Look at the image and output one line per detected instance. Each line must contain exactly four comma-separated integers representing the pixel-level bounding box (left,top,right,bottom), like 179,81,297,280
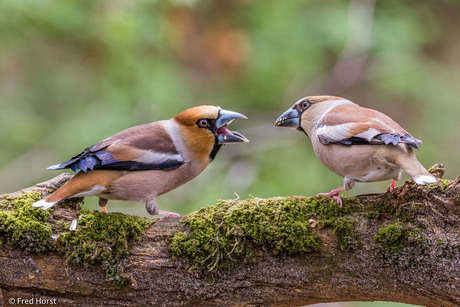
209,140,223,161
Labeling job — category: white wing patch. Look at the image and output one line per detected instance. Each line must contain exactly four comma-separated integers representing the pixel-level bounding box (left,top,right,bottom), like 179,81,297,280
134,150,183,164
355,128,380,141
316,123,356,143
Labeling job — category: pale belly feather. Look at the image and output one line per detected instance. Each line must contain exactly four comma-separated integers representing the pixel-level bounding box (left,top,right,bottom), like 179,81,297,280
99,161,206,201
311,138,403,183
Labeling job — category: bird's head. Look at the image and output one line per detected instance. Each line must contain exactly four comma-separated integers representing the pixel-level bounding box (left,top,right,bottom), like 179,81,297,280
174,105,249,160
275,96,346,134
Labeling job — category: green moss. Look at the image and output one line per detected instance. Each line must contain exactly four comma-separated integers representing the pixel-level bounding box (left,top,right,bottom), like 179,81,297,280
0,192,54,253
331,217,360,250
365,211,379,219
438,179,452,188
169,196,361,273
56,210,152,287
0,191,153,287
428,165,444,177
374,222,420,254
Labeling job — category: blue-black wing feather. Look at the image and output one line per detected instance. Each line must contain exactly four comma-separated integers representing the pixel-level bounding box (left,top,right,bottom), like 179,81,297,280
48,145,183,173
329,133,421,148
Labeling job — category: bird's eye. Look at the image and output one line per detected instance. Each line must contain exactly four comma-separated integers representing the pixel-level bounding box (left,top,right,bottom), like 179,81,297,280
197,119,210,128
302,101,310,109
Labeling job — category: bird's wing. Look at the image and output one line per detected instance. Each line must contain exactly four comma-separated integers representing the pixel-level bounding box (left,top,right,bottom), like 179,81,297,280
47,121,185,173
316,104,422,148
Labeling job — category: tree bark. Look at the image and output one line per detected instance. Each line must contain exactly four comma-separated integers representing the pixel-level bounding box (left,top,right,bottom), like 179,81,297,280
0,170,459,307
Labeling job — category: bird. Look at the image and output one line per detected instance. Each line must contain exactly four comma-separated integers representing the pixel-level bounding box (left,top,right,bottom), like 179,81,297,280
32,105,249,217
275,95,436,206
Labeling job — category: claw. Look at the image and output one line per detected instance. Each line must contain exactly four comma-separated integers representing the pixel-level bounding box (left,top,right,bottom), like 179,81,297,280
332,195,343,207
318,186,346,208
158,210,181,218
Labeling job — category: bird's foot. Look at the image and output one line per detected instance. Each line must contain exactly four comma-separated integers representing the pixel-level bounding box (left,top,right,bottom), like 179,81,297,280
99,198,108,214
386,180,397,193
317,187,345,208
158,210,181,218
331,195,343,208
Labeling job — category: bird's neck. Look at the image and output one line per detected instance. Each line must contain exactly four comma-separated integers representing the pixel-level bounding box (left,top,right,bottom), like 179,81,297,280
166,118,215,163
209,143,223,161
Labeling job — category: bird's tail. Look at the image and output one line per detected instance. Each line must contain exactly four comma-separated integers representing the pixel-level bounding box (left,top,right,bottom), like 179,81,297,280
32,170,117,210
32,185,72,210
32,172,94,210
32,198,60,210
397,151,437,185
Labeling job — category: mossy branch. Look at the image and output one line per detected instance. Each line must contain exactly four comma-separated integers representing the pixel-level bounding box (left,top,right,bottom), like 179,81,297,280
1,166,459,307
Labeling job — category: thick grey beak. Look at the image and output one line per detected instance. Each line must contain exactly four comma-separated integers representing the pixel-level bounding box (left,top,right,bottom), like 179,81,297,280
275,108,300,129
216,110,247,127
216,109,249,144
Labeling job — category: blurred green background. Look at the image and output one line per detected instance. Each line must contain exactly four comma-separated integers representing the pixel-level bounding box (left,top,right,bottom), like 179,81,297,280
1,1,459,306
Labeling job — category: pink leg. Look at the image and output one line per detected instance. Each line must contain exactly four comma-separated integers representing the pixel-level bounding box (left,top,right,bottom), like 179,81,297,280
99,198,108,214
318,186,346,208
386,180,397,193
158,210,181,218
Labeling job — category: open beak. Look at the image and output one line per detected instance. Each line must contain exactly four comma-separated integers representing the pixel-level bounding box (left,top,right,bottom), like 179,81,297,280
216,109,249,144
275,107,300,129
